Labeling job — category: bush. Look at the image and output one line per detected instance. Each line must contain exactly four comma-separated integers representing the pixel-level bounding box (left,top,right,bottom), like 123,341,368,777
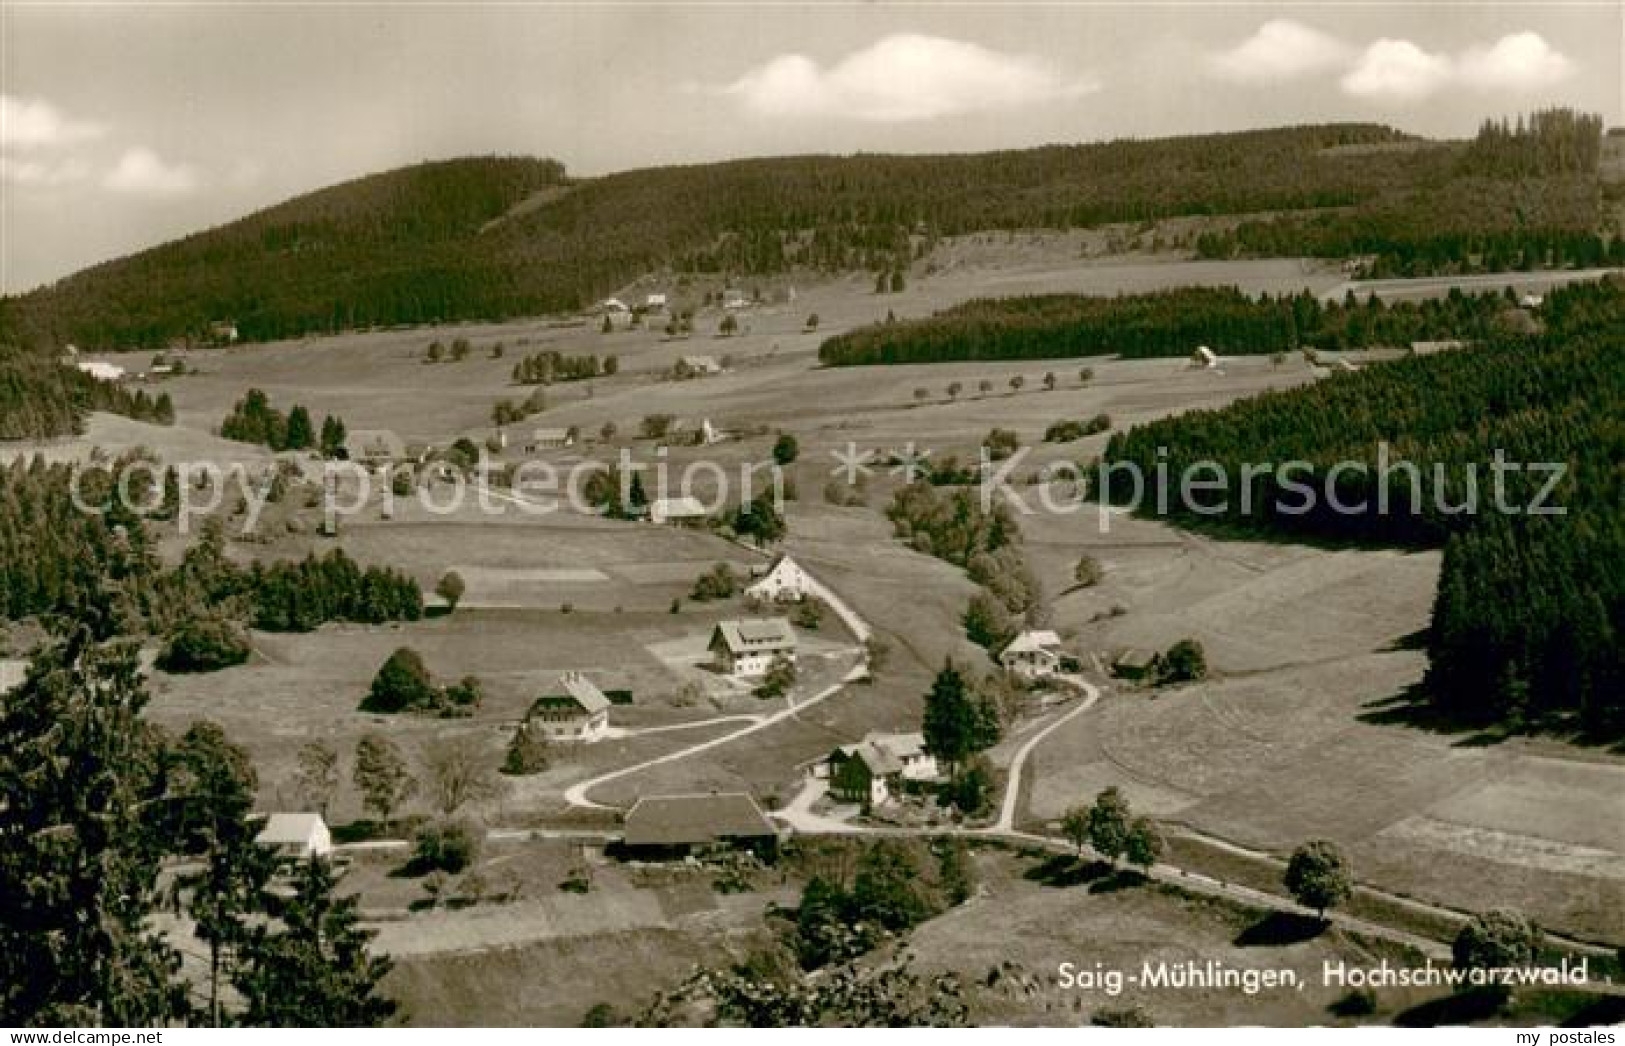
690,563,738,601
1153,638,1207,685
362,647,438,713
156,616,251,673
412,819,481,875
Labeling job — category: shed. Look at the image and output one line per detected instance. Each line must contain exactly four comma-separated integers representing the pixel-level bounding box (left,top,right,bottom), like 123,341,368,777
255,813,333,860
620,793,778,857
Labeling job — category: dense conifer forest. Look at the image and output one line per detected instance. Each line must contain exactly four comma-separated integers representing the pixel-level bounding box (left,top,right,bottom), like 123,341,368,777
817,285,1518,365
7,115,1612,352
1096,276,1624,731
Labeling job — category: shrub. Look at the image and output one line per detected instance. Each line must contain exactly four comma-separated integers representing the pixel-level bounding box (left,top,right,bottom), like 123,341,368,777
412,819,481,874
156,616,251,673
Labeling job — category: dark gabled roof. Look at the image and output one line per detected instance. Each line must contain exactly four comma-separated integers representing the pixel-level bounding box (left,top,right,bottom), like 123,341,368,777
622,793,776,846
709,617,796,655
530,672,610,715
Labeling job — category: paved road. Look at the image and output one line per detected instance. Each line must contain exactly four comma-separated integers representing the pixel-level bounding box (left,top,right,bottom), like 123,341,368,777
562,660,868,811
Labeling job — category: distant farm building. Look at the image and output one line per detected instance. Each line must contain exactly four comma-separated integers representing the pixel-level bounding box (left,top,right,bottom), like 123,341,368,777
255,813,333,861
709,617,797,677
0,659,27,696
528,671,611,743
648,495,708,525
677,354,723,377
76,360,126,382
1189,346,1218,370
826,732,940,807
1519,293,1544,309
526,427,575,452
343,429,407,468
600,297,630,315
721,288,748,310
207,320,241,344
645,293,668,311
999,629,1064,680
1409,339,1467,356
746,554,814,604
620,793,778,859
1112,648,1157,681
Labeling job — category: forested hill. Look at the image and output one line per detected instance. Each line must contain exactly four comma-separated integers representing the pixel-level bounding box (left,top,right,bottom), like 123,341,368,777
1097,275,1624,733
8,112,1611,352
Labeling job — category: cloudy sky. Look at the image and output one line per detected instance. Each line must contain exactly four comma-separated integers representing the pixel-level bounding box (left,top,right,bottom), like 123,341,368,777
2,2,1620,293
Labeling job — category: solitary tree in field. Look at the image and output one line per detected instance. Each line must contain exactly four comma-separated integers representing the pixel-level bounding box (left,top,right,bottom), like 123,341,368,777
1452,909,1541,1004
913,387,930,403
1077,367,1095,384
435,570,466,612
719,314,739,337
773,433,799,466
295,741,340,819
353,733,415,827
1124,816,1164,873
1043,372,1057,392
600,420,618,442
1061,804,1092,856
977,379,994,396
1284,839,1353,921
889,269,906,293
1074,555,1104,589
804,313,820,331
946,381,963,401
1087,787,1133,866
1009,375,1026,393
420,734,503,817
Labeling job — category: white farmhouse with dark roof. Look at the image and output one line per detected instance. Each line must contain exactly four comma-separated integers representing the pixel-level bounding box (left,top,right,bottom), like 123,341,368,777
709,617,796,677
528,671,611,742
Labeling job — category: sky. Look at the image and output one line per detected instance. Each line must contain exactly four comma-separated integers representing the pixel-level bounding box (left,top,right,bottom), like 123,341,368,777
2,2,1621,293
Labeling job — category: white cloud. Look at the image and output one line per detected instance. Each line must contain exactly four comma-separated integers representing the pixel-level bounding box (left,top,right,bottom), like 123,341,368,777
0,155,91,188
0,94,108,151
718,34,1097,122
1340,39,1454,103
1457,32,1573,92
1207,20,1353,83
103,147,200,197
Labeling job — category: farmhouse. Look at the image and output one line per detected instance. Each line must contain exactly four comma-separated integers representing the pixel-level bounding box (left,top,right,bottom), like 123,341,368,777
709,617,796,677
721,288,748,309
620,792,778,859
999,629,1064,680
528,671,611,743
1189,346,1218,369
645,293,668,311
600,297,630,315
255,813,333,860
677,354,723,377
826,732,940,807
526,427,574,452
648,495,708,525
1112,648,1157,681
746,554,814,604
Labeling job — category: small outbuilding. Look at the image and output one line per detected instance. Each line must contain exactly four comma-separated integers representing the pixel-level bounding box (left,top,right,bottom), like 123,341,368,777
746,554,814,604
255,813,333,861
648,495,708,525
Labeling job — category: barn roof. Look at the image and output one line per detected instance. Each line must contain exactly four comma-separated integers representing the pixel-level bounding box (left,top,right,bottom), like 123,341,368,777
532,672,610,715
622,793,776,846
256,813,327,846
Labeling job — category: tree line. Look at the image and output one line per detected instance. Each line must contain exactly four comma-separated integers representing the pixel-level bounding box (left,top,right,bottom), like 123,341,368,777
221,388,347,454
510,349,616,385
819,284,1518,366
11,121,1549,352
0,629,395,1025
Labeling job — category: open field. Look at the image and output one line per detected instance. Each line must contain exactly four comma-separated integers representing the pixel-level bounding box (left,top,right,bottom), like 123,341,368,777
17,250,1618,954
